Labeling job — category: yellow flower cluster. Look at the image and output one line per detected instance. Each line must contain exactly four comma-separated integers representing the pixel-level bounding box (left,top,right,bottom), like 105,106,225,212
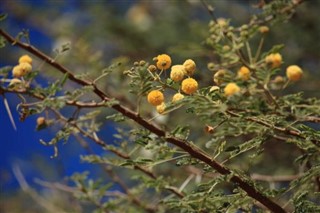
146,54,199,114
237,66,251,81
224,83,240,97
170,59,196,82
12,54,33,78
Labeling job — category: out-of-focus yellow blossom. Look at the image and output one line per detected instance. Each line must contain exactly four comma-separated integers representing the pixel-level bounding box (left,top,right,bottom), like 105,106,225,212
237,66,251,81
12,65,24,78
286,65,303,81
224,83,240,97
19,54,32,65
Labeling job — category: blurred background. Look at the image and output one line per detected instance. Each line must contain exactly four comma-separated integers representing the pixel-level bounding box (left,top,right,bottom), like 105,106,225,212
1,0,319,212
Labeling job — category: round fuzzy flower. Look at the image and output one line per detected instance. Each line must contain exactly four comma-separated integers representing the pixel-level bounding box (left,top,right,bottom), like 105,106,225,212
183,59,196,76
181,78,198,95
19,54,32,65
170,65,185,82
237,66,251,81
224,83,240,97
12,65,24,78
156,102,166,114
156,54,171,70
265,53,282,68
286,65,303,81
213,69,226,85
172,93,184,103
19,62,32,75
147,90,164,106
259,26,269,34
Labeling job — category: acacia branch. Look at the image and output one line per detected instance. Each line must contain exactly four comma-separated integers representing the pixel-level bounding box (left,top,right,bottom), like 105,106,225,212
0,29,286,212
226,110,320,147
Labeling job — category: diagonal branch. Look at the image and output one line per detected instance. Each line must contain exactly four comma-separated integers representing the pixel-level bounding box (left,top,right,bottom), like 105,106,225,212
0,29,286,212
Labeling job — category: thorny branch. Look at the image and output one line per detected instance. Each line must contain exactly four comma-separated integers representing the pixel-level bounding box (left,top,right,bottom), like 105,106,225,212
0,29,287,212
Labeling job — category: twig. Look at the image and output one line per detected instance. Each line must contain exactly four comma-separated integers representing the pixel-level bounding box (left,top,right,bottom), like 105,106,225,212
226,110,320,147
251,174,301,182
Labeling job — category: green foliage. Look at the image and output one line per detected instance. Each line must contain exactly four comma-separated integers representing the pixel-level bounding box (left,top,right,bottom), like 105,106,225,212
1,0,319,212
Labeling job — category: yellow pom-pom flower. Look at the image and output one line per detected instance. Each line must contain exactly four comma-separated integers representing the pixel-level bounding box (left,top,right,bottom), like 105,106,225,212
147,90,164,106
19,54,32,65
172,93,184,103
156,54,171,70
286,65,303,81
213,69,226,85
237,66,251,81
183,59,196,76
19,62,32,75
224,83,240,97
181,78,198,95
170,65,185,82
265,53,282,68
12,65,24,78
156,102,166,114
